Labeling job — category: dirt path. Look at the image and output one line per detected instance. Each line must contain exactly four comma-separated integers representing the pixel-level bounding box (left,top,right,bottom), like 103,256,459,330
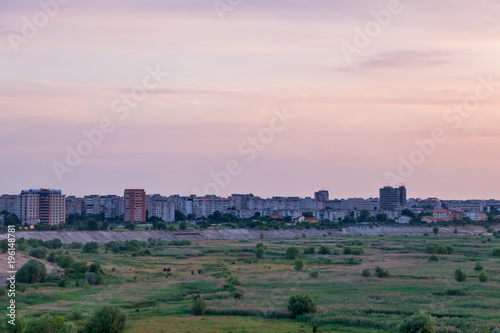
0,252,62,286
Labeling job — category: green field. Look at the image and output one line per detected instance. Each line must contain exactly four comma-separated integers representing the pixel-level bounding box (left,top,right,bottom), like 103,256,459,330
5,234,500,332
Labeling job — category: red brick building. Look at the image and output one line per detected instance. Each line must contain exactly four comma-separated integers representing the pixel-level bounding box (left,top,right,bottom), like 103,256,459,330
124,189,146,222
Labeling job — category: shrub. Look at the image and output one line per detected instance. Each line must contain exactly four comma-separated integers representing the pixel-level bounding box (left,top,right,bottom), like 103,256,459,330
303,247,316,255
256,243,265,249
82,242,99,254
262,309,280,319
454,267,467,282
29,247,48,259
428,255,439,262
47,252,56,262
294,258,305,271
5,314,26,333
83,305,126,333
256,248,264,259
24,314,69,333
192,295,207,316
478,270,490,283
492,247,500,257
59,322,77,333
398,311,435,333
362,269,371,277
286,247,301,259
474,262,484,271
56,255,75,269
16,260,47,283
318,246,332,255
288,294,317,316
309,271,319,278
375,266,390,278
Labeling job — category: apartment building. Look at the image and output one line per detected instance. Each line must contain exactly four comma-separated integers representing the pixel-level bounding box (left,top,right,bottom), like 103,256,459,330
18,189,66,225
124,189,146,222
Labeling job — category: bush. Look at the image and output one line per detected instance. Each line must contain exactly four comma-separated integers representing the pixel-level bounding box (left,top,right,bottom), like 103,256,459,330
454,267,467,282
288,294,317,316
294,258,305,271
24,314,68,333
82,242,99,254
286,247,301,259
492,248,500,257
262,309,280,319
192,295,207,316
303,247,316,255
478,270,490,282
47,252,56,262
83,305,126,333
309,271,319,278
16,260,47,283
375,266,390,278
361,269,371,278
318,246,332,255
29,247,48,259
256,248,264,259
343,247,364,255
398,311,435,333
56,255,75,269
4,314,26,333
474,262,484,271
60,322,77,333
428,255,439,262
256,243,265,249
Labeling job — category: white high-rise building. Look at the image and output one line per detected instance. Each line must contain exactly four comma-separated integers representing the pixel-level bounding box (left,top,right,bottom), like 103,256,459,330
18,189,66,225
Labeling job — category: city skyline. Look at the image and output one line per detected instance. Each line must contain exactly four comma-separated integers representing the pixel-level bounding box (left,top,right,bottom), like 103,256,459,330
2,1,500,200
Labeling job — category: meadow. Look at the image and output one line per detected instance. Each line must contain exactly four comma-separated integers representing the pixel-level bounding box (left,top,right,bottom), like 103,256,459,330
5,233,500,333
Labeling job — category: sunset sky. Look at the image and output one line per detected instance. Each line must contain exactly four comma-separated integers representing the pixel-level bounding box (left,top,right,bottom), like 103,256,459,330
1,0,500,199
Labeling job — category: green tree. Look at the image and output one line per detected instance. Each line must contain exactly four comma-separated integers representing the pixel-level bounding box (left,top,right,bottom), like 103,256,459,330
179,221,187,230
285,247,301,259
492,247,500,256
192,295,207,316
29,247,48,259
398,311,435,333
288,294,317,316
83,306,126,333
175,210,186,222
16,260,47,283
294,258,305,271
454,267,467,282
256,247,264,259
362,269,371,277
375,266,390,278
433,227,439,236
428,255,439,262
318,246,332,255
474,262,484,271
478,270,489,282
82,242,99,254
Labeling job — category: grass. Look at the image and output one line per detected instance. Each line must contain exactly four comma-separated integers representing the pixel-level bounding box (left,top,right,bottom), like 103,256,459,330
3,234,500,332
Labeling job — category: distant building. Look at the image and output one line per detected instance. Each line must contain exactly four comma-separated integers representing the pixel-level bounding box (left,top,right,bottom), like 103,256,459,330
314,190,329,202
18,189,66,225
379,186,406,210
0,194,18,215
124,189,146,222
84,195,101,215
65,196,85,216
432,209,452,221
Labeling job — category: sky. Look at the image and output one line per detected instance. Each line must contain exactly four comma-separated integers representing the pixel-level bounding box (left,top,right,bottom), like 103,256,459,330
1,0,500,199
